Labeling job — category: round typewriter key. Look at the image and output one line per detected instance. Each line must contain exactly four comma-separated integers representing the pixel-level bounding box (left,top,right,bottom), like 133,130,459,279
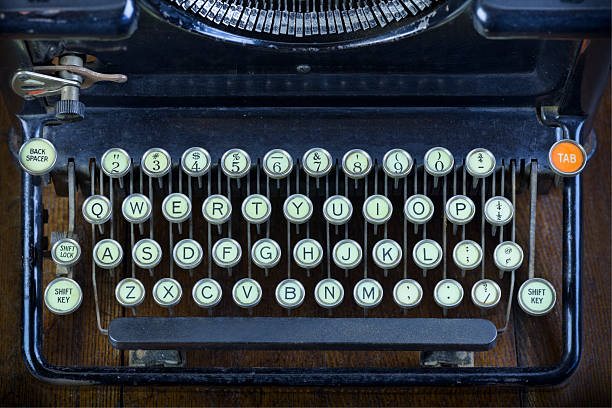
342,149,372,179
202,194,232,225
494,241,524,272
453,240,483,270
115,278,145,308
242,194,272,224
18,138,57,175
518,278,556,316
424,147,454,178
181,147,211,177
141,147,171,178
302,147,332,178
484,196,514,227
232,278,262,308
382,148,413,178
471,279,501,309
404,194,434,225
434,279,464,309
133,238,163,269
51,238,81,267
393,279,423,309
548,139,587,177
252,238,281,269
192,278,222,308
363,195,393,225
332,239,362,269
412,239,443,270
153,277,182,308
93,239,123,269
293,238,324,269
44,277,82,315
323,195,353,225
162,192,192,223
82,195,112,225
212,238,242,268
445,195,476,225
353,278,383,309
101,147,131,178
276,278,305,309
221,148,251,178
263,148,293,179
314,278,344,309
283,194,313,224
372,239,402,269
466,148,496,179
173,238,203,269
121,193,152,224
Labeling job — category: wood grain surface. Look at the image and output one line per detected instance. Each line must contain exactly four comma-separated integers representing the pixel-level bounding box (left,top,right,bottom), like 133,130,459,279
0,85,609,406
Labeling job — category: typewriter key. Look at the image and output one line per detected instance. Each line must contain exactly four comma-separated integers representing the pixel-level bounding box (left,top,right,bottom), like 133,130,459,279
314,278,344,309
221,148,251,178
242,194,272,224
404,194,434,225
465,148,496,179
18,138,57,175
141,147,171,178
393,279,423,309
162,192,192,223
115,278,145,308
192,278,223,308
363,195,393,225
382,148,413,178
202,194,232,224
283,194,313,224
132,238,163,269
471,279,501,309
323,195,353,225
251,238,281,269
293,238,323,269
153,278,183,308
548,139,587,177
493,241,524,272
212,238,242,268
101,147,131,178
412,239,443,270
263,149,293,179
122,193,152,224
44,277,83,315
93,239,123,269
173,238,203,269
82,195,112,225
342,149,373,179
434,279,464,309
332,239,363,269
51,238,81,267
353,278,383,309
302,147,332,178
518,278,556,316
232,278,262,308
445,195,476,225
452,240,483,270
372,239,402,269
181,147,211,177
275,278,305,309
484,196,514,227
424,147,454,178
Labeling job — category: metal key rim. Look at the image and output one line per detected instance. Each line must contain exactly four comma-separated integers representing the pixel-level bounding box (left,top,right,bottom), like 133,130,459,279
82,195,112,225
471,279,502,309
242,194,272,224
181,146,211,177
18,138,57,176
275,278,306,309
121,193,152,224
283,194,314,224
353,278,384,309
162,192,192,223
115,277,146,308
141,147,172,178
302,147,333,178
465,147,496,178
382,148,413,178
201,194,233,225
152,277,183,308
314,278,344,309
221,148,252,178
392,279,423,309
372,239,402,269
172,238,204,269
232,278,263,308
341,148,373,179
484,195,514,227
132,238,163,269
51,237,82,267
263,148,294,179
93,238,124,269
43,277,83,315
101,147,131,178
192,278,223,308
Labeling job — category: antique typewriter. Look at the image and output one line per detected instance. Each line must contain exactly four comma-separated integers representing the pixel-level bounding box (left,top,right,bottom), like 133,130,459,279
1,0,610,386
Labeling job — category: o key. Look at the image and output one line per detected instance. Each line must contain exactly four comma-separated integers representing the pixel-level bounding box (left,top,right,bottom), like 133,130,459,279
548,139,587,176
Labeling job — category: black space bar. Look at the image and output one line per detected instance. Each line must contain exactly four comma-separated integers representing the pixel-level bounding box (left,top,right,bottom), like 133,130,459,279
108,317,497,351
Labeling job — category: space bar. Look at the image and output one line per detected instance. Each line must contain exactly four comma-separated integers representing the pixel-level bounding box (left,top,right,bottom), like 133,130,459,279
108,317,497,351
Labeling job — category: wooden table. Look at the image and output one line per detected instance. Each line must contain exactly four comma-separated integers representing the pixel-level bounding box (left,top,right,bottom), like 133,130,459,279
0,88,609,406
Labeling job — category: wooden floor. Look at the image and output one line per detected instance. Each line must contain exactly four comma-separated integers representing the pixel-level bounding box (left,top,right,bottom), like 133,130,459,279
0,86,609,406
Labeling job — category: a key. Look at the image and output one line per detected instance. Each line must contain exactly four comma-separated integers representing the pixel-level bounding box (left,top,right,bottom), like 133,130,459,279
372,239,402,269
242,194,272,224
44,277,83,315
393,279,423,309
332,239,363,269
153,277,183,307
493,241,524,272
18,138,57,175
517,278,556,316
173,238,204,269
263,148,294,179
323,195,353,225
471,279,501,309
293,238,323,269
101,147,131,179
181,147,211,177
162,192,192,223
82,195,112,225
302,147,332,178
93,239,123,269
115,278,146,308
445,195,476,225
251,238,281,269
412,239,442,270
132,238,163,269
314,278,344,309
275,278,306,309
232,278,262,308
452,239,483,270
212,238,242,268
433,278,464,309
141,147,172,178
382,148,413,179
342,149,373,179
404,194,434,225
363,194,393,225
121,193,152,224
221,148,251,178
353,278,383,309
51,238,81,267
484,196,514,227
283,194,314,224
192,278,223,308
202,194,232,224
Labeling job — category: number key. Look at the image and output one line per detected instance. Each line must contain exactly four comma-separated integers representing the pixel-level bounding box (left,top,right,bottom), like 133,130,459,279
263,148,293,179
424,147,454,177
101,147,131,178
342,148,372,179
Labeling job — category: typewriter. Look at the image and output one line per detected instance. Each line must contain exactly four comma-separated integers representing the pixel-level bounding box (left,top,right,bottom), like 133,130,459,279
1,0,610,386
